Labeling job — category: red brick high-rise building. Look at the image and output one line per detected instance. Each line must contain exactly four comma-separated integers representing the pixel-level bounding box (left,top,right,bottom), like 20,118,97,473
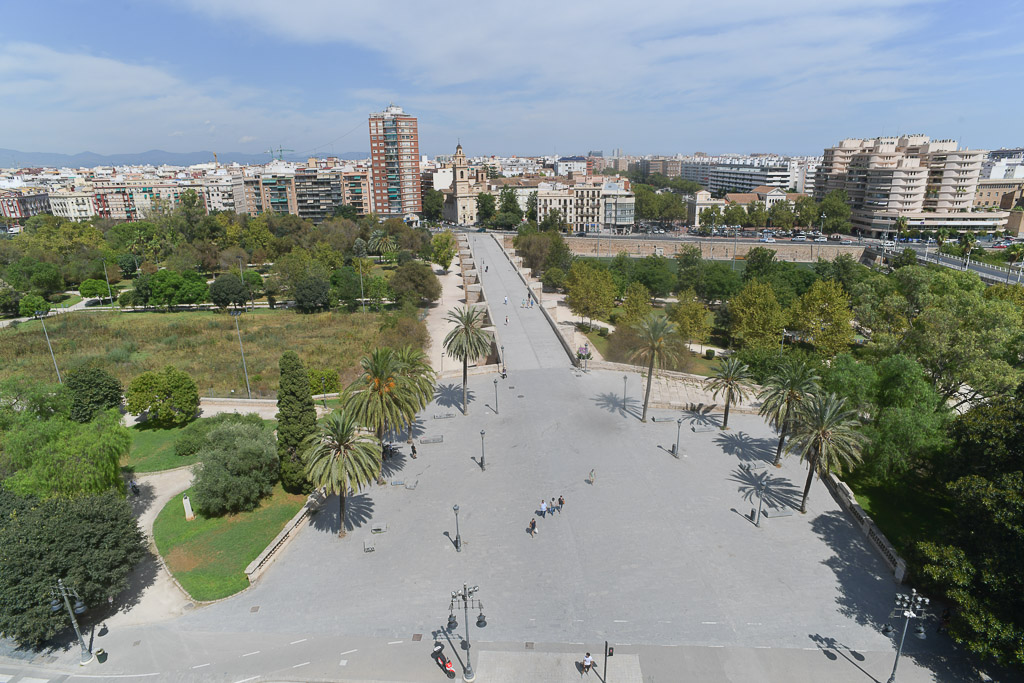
368,104,421,218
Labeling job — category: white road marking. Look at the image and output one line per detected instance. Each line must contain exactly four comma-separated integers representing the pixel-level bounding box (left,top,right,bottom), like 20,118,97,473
709,645,724,648
339,659,348,666
290,638,307,645
387,640,403,645
701,621,718,624
293,662,310,668
242,650,260,657
613,619,628,623
756,646,770,649
192,663,211,669
22,679,50,683
72,675,161,679
746,622,762,626
234,677,260,683
339,649,358,656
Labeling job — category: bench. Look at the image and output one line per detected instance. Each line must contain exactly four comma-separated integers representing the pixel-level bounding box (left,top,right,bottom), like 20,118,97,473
433,413,456,420
420,435,443,444
763,508,795,518
405,480,419,490
740,463,766,472
371,523,389,534
363,538,375,553
691,425,716,433
390,480,404,486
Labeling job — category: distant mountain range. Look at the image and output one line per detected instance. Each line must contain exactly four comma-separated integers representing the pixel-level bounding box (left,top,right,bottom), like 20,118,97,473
0,148,369,168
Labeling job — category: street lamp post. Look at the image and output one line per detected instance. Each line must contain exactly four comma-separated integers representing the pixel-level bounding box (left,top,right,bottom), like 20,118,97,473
479,430,486,471
229,310,252,399
448,583,485,682
500,345,506,376
754,479,769,527
623,374,628,406
452,504,462,552
358,263,366,313
50,579,91,664
674,418,682,457
493,378,499,414
100,258,115,309
882,588,929,683
36,311,62,384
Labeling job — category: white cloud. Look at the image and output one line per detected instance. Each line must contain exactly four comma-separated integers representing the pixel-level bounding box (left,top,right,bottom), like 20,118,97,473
238,135,256,143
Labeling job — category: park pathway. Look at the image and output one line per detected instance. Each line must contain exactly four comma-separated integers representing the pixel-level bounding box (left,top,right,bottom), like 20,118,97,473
470,233,569,371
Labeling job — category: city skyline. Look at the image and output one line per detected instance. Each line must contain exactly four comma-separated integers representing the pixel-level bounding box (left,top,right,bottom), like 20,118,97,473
1,1,1022,159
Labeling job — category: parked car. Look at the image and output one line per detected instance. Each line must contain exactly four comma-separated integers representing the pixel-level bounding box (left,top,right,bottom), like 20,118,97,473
840,239,853,245
814,236,828,242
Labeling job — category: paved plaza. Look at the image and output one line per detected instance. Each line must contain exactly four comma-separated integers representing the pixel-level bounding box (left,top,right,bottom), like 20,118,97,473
0,233,991,682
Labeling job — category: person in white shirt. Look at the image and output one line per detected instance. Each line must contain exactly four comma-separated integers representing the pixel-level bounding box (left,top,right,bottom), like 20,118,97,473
583,653,594,673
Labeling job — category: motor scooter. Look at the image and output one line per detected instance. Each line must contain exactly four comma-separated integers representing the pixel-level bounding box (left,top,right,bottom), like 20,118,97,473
431,643,456,679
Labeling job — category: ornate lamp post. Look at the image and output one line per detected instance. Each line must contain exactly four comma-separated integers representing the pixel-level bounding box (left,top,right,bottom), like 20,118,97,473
479,430,486,471
882,588,929,683
674,417,683,457
447,583,486,682
50,579,91,664
493,377,499,414
452,504,462,552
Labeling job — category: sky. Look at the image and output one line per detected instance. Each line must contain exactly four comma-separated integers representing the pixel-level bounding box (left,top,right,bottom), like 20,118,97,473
1,0,1022,160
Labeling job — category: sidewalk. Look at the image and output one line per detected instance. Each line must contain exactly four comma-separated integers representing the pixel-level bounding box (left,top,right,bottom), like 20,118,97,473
422,249,466,375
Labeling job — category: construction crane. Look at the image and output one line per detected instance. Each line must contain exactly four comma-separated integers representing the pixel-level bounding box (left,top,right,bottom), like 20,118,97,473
264,146,295,161
212,152,218,169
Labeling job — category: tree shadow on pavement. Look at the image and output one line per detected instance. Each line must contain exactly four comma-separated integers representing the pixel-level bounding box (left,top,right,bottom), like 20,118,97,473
394,418,426,442
728,467,801,510
380,451,408,479
125,479,158,518
434,383,474,412
591,391,642,419
809,510,993,683
308,492,375,535
713,431,774,463
682,404,719,428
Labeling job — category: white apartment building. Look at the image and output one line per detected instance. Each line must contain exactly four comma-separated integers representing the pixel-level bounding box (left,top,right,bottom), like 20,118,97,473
532,178,635,233
815,135,1007,236
554,156,588,176
49,188,97,221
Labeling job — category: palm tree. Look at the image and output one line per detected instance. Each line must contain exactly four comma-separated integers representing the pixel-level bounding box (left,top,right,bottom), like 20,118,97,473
757,359,820,467
629,313,679,423
343,347,415,441
705,356,754,430
959,231,977,270
786,393,865,513
369,230,397,262
443,306,492,415
935,228,950,251
1005,244,1024,283
892,216,908,247
302,410,381,538
393,345,437,440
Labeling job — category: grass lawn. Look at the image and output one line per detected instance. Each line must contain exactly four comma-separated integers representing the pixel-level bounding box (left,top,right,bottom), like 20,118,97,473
581,327,610,358
685,351,720,376
52,293,83,308
153,484,307,601
0,309,404,397
843,470,955,559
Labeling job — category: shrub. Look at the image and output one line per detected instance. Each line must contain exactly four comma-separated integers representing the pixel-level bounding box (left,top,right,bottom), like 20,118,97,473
18,294,49,318
209,273,248,309
307,368,340,395
174,413,264,458
65,366,123,423
190,420,279,516
276,351,315,493
542,266,566,291
294,275,330,313
598,326,609,337
389,260,441,305
704,349,715,360
125,365,200,427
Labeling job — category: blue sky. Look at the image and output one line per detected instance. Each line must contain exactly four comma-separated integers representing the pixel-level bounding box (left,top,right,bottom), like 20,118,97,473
1,0,1021,159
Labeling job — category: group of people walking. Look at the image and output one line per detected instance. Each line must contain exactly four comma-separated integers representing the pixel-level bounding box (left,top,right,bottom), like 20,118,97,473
528,495,565,537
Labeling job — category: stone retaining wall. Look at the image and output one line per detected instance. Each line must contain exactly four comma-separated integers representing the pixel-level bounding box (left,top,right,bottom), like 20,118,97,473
825,473,907,582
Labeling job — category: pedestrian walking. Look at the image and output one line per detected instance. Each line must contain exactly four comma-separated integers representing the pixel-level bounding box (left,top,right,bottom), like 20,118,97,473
588,469,596,484
505,315,509,325
551,498,557,515
504,296,508,305
582,652,594,674
540,499,548,517
558,495,565,512
411,444,418,459
529,518,537,537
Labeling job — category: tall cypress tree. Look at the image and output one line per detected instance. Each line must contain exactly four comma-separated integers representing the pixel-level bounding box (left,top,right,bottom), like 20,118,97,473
276,351,317,492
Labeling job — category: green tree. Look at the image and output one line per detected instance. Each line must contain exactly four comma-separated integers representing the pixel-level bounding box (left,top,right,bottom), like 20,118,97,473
768,202,796,230
294,274,331,312
191,420,279,516
443,306,493,415
819,190,852,233
333,204,360,220
209,273,248,310
729,280,786,350
789,279,854,356
0,284,18,316
368,230,398,262
390,261,441,305
757,359,820,466
565,261,616,328
393,345,436,438
343,347,415,440
276,351,317,493
1,409,130,498
421,188,444,220
630,314,679,423
609,251,636,295
0,491,146,645
65,367,122,423
634,255,676,298
539,208,566,233
786,393,864,512
19,294,49,317
618,281,652,329
366,275,392,312
78,278,109,300
819,353,878,413
498,186,522,219
543,231,574,273
476,192,496,222
302,410,381,538
699,206,722,228
742,247,777,282
668,289,710,350
525,191,538,222
794,197,819,227
723,203,747,227
745,201,768,228
431,231,457,272
692,262,742,303
117,253,138,278
891,248,918,269
125,365,199,427
706,357,755,430
542,266,566,291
